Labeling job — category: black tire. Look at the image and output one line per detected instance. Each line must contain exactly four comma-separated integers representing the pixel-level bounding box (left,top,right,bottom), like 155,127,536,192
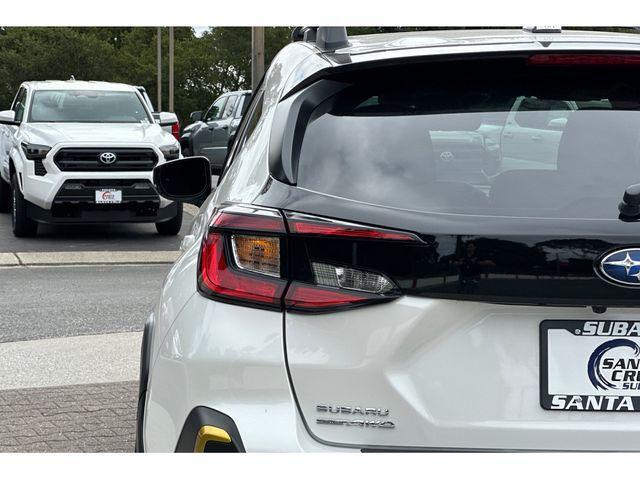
11,174,38,237
155,202,183,236
0,176,10,213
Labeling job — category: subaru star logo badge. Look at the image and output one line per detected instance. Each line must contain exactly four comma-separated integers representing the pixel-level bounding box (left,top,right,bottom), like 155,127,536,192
597,248,640,288
99,152,117,165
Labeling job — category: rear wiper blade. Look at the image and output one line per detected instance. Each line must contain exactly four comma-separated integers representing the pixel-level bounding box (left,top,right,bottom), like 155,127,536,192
618,183,640,219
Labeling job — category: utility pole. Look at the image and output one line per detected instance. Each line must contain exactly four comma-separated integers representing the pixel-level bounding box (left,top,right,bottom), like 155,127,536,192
168,27,175,112
156,27,162,111
251,27,265,92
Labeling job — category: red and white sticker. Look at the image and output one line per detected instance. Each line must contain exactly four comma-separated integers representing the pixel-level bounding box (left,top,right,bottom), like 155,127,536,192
95,189,122,204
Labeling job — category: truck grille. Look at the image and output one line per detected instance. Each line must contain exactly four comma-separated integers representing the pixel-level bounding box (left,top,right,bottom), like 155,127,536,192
54,148,158,172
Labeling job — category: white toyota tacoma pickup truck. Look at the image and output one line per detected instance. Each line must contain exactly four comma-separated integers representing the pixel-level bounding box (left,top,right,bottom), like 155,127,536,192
0,80,182,237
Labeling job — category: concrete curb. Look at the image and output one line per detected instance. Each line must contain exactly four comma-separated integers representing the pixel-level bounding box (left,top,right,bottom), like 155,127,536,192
0,253,20,266
13,250,180,266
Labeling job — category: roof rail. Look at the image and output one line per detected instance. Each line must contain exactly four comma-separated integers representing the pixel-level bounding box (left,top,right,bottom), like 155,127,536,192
522,25,562,34
291,27,349,51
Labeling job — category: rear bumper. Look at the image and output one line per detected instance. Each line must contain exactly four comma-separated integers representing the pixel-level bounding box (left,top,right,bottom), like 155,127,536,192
141,246,640,452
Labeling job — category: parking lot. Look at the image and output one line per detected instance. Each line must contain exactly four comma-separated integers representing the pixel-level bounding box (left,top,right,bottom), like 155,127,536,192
0,206,197,452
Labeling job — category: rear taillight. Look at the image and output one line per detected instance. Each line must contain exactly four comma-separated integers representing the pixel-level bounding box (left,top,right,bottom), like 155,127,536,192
197,205,421,313
198,205,287,310
286,212,421,242
171,122,180,141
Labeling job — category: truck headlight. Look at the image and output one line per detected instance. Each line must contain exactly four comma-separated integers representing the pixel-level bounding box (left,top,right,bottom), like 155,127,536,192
160,145,180,161
21,142,51,160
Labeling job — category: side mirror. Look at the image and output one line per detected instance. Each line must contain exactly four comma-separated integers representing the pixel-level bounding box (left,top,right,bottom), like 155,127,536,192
547,117,568,130
0,110,19,126
153,156,212,206
157,111,178,127
189,111,203,122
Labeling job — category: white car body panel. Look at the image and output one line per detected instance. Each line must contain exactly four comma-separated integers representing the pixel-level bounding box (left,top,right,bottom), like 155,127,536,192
286,300,640,451
141,29,640,452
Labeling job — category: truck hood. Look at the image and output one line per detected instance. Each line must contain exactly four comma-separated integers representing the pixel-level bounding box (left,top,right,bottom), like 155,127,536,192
21,123,176,147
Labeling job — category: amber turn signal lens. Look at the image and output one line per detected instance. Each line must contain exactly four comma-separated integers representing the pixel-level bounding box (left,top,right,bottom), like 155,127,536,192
231,235,280,277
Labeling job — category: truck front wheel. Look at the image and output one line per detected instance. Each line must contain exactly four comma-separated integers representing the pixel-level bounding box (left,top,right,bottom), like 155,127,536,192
0,176,9,213
11,174,38,237
155,202,183,236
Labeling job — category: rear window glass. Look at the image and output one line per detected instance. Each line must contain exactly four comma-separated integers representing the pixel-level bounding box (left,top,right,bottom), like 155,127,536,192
297,56,640,219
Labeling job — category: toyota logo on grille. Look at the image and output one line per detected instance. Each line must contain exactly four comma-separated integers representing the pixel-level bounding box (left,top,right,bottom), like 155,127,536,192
99,152,117,165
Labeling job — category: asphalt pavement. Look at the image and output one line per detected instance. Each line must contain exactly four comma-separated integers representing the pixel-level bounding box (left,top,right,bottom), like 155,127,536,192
0,209,195,252
0,265,169,343
0,206,199,452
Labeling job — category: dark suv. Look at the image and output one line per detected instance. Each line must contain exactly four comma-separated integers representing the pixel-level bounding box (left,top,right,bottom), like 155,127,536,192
180,90,251,171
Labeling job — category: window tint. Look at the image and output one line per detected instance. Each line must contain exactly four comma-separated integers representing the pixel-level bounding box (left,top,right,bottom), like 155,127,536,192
236,94,252,118
221,90,264,179
296,57,640,220
204,96,227,122
29,90,150,123
222,95,238,119
12,88,27,122
236,91,264,151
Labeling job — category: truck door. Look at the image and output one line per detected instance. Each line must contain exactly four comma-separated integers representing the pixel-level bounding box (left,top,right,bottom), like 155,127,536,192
501,96,571,170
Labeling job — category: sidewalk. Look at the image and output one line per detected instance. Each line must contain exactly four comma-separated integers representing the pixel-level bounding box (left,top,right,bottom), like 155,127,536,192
0,381,137,452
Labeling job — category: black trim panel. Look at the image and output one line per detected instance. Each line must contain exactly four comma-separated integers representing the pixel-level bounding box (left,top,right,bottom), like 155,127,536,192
135,314,154,452
174,406,246,453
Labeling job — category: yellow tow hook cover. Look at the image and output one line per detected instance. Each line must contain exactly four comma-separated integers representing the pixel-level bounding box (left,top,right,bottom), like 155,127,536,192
194,426,232,452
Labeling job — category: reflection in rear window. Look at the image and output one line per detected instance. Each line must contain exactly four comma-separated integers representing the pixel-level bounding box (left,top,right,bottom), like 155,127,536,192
297,56,640,219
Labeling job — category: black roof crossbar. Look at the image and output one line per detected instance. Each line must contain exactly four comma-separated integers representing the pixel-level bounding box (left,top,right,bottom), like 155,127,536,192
291,27,349,51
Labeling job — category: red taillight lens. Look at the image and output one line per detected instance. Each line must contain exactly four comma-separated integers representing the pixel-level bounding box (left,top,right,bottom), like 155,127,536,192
527,54,640,66
285,282,381,312
199,232,286,308
286,212,422,242
171,122,180,141
197,205,409,313
198,205,287,309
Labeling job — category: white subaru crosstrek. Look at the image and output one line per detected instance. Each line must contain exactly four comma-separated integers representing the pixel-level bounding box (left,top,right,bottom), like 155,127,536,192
0,80,182,237
138,27,640,452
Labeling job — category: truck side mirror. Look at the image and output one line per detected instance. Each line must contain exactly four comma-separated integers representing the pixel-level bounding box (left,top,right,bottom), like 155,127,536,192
547,117,568,130
0,110,19,126
153,156,212,206
157,111,178,127
189,111,203,122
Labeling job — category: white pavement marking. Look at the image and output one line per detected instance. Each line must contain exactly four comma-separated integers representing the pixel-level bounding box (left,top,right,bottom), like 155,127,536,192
0,253,19,266
183,203,200,217
15,250,179,266
0,331,142,391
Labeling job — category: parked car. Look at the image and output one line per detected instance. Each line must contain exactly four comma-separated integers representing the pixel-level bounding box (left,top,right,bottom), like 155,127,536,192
0,80,182,237
135,85,181,141
138,27,640,452
180,90,251,171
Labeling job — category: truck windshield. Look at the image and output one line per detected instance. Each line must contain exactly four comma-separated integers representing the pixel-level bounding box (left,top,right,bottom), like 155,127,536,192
29,90,151,123
297,55,640,220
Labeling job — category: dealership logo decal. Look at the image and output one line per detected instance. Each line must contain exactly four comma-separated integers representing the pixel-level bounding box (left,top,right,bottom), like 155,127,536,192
597,248,640,287
99,152,117,165
587,338,640,391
